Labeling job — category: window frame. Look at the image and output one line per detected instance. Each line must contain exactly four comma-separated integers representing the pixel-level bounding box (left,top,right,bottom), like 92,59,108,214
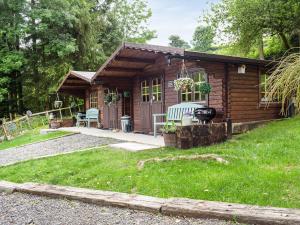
89,90,98,108
180,69,208,103
141,80,150,102
151,77,162,102
259,73,281,104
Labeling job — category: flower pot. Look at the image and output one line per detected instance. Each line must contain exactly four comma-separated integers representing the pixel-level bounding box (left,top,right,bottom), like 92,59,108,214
163,133,177,147
49,120,62,129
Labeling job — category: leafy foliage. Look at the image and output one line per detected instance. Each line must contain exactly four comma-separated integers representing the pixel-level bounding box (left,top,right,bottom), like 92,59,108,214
206,0,300,58
191,26,215,52
168,35,190,49
266,51,300,114
0,0,154,118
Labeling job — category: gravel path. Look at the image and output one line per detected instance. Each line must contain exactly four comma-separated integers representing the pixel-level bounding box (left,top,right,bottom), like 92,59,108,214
0,192,239,225
0,134,121,166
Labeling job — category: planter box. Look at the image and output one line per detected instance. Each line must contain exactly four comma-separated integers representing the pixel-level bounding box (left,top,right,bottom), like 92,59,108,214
163,133,177,147
61,119,75,127
176,123,227,149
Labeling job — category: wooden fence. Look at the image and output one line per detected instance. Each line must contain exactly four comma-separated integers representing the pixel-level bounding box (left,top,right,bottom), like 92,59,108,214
0,105,83,141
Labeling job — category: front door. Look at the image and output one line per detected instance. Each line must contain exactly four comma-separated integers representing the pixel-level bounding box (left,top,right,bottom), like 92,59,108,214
140,76,163,133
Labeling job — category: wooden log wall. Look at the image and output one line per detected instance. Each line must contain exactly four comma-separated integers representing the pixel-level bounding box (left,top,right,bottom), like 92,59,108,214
227,64,281,123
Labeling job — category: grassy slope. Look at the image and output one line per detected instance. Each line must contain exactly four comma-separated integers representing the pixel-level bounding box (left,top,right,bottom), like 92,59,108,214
0,118,300,208
0,129,72,150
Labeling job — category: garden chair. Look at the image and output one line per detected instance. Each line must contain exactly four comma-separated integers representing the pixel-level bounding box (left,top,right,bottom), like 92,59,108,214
76,108,100,128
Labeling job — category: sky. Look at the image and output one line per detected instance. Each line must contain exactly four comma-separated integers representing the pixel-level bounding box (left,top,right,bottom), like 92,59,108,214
147,0,220,46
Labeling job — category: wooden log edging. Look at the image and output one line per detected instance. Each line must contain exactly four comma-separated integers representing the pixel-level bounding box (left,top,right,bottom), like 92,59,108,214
1,181,300,225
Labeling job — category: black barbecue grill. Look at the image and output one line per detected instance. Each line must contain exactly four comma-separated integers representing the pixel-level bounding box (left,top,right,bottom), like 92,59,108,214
194,107,216,124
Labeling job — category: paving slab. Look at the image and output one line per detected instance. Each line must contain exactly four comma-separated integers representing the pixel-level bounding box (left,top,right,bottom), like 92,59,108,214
109,142,159,151
59,127,165,147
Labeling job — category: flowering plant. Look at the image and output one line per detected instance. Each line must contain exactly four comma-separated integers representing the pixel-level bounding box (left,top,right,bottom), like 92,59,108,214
174,77,194,91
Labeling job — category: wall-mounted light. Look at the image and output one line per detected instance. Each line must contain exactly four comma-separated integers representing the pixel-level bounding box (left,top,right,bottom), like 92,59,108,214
238,64,246,74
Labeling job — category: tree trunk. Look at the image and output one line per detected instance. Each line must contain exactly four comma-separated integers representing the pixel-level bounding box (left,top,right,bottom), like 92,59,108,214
279,32,291,50
258,36,265,60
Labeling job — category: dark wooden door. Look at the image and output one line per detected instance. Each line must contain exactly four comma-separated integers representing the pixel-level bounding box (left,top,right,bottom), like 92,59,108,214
139,76,163,133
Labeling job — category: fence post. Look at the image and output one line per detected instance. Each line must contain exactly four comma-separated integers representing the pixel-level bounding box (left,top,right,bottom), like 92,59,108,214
2,124,8,140
26,115,31,128
59,109,63,120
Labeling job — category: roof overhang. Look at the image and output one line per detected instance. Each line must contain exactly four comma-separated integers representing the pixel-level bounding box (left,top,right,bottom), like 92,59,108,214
184,51,276,66
92,42,276,81
92,42,184,80
57,71,95,97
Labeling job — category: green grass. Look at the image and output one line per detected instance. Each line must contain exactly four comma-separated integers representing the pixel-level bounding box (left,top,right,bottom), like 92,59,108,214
0,128,72,150
1,117,300,209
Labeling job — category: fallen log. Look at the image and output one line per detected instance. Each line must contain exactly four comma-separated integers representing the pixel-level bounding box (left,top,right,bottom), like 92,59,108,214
137,154,229,170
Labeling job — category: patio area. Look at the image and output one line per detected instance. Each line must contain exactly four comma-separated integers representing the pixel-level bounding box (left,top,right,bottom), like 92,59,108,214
58,127,165,147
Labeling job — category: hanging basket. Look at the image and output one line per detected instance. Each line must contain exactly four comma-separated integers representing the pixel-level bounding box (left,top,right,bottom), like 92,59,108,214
54,93,63,109
54,100,63,109
174,60,195,91
174,77,194,91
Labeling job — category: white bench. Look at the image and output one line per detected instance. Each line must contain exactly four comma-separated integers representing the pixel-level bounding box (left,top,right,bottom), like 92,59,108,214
153,103,204,137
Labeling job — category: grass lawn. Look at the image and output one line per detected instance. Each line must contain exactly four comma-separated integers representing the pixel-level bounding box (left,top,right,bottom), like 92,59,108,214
0,117,300,209
0,128,72,150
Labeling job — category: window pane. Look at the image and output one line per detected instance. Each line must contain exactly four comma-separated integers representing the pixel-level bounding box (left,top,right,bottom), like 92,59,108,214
141,80,150,102
158,93,161,101
260,74,268,101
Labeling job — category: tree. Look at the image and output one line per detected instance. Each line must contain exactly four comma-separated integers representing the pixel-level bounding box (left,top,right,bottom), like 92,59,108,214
168,35,190,49
0,0,155,117
0,0,26,116
191,26,215,52
206,0,300,58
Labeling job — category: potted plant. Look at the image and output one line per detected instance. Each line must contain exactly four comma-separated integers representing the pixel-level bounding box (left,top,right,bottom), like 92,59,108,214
199,82,212,95
111,93,120,103
174,77,194,91
161,121,177,147
123,91,130,98
104,94,112,105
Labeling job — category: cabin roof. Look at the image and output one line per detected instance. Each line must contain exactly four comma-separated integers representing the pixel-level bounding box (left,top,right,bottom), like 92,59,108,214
70,71,95,82
93,42,274,80
57,70,95,96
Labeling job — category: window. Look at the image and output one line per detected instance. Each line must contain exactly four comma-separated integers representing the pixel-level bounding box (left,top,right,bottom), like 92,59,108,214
152,78,162,102
141,80,150,102
194,72,206,102
260,74,268,102
90,91,98,108
181,87,192,102
181,70,207,102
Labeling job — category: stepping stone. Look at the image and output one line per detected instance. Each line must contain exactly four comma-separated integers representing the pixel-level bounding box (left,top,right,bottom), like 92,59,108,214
109,142,158,152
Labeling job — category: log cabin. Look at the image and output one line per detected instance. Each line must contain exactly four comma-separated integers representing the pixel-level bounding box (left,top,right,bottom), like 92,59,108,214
58,42,282,134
